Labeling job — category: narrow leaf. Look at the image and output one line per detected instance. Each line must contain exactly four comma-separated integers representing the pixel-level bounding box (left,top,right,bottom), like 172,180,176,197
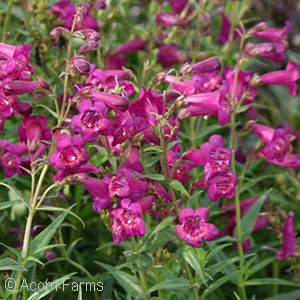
170,180,190,197
0,258,27,272
95,262,143,297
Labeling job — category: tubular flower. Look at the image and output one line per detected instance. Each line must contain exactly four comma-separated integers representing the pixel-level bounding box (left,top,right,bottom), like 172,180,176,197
244,42,286,62
18,115,51,153
111,199,147,245
258,61,300,97
254,21,292,47
250,124,293,163
276,211,297,260
179,87,231,126
71,100,111,142
176,207,219,247
49,133,98,181
157,44,183,68
0,140,28,178
189,135,238,201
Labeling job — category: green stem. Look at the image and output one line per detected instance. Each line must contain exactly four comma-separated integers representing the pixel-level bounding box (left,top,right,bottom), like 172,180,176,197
2,0,13,42
159,126,200,300
57,228,100,300
133,238,149,297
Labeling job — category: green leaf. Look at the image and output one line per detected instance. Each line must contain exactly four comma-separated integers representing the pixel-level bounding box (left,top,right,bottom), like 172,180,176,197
200,272,237,299
0,199,22,210
0,258,27,272
34,104,60,119
36,206,85,228
244,278,300,287
137,278,191,299
139,174,165,181
246,257,275,278
265,290,300,300
170,180,190,197
167,140,181,150
240,175,276,193
27,208,72,267
143,145,164,153
236,189,271,240
77,285,82,300
95,262,143,297
148,216,174,240
0,243,22,260
182,246,208,285
28,272,77,300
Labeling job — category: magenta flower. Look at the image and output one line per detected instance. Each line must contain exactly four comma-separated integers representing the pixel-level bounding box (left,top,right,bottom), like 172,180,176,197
91,89,129,112
188,135,238,201
116,38,146,54
217,8,238,45
156,13,180,27
244,42,286,62
83,176,111,212
181,57,222,75
250,124,292,162
0,140,28,178
18,115,51,153
49,133,98,181
111,199,147,245
176,207,218,247
50,1,98,31
207,171,238,202
259,61,300,97
276,211,297,260
0,42,34,80
254,21,292,47
108,167,148,200
3,80,40,96
179,88,231,126
71,100,111,142
157,44,182,68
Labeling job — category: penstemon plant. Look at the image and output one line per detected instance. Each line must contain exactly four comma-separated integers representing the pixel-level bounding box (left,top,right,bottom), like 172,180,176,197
0,0,300,299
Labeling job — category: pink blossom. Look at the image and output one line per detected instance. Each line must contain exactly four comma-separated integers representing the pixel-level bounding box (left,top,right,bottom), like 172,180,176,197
259,61,300,97
254,21,292,47
176,207,218,247
71,100,111,142
276,211,297,260
157,44,182,68
111,199,147,245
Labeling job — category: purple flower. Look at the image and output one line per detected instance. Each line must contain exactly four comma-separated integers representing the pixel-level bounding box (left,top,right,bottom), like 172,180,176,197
0,42,34,80
276,211,297,260
116,38,146,54
71,100,111,142
259,61,300,97
217,8,238,45
254,21,292,47
250,124,292,162
207,171,238,202
156,12,180,27
18,115,51,153
111,199,146,245
244,42,286,62
176,207,218,247
180,57,222,75
0,140,28,177
179,88,231,126
157,44,182,68
84,176,111,212
50,1,98,31
3,80,40,96
49,133,98,180
108,167,148,201
91,89,129,112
